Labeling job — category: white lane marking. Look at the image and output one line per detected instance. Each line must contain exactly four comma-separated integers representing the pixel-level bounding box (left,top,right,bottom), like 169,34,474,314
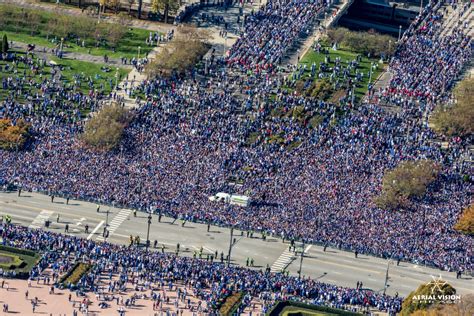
271,250,295,272
87,220,105,240
97,209,131,241
29,210,53,229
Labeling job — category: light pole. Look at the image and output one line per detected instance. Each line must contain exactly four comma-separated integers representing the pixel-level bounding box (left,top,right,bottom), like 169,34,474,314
383,258,393,295
298,241,305,279
227,226,234,267
368,62,373,83
115,67,119,90
98,4,102,23
60,38,64,55
103,209,110,241
146,212,152,252
398,25,402,42
137,46,141,60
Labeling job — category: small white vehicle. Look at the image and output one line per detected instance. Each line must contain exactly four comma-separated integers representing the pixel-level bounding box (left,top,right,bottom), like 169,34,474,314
209,192,250,207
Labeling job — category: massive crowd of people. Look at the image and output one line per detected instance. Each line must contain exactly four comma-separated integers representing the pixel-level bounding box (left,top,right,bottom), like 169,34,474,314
0,221,403,314
0,0,472,312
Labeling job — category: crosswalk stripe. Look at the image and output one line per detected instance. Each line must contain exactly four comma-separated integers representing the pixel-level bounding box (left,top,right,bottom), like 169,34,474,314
271,249,295,273
29,210,53,229
97,209,131,241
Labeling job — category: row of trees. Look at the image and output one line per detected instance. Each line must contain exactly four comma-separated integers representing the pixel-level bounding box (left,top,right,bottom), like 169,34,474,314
0,4,126,49
81,103,132,151
326,27,396,57
375,160,440,210
145,27,209,77
430,77,473,137
0,119,30,151
64,0,179,22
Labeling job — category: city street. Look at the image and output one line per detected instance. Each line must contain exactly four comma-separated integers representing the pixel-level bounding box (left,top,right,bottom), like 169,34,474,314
1,190,472,297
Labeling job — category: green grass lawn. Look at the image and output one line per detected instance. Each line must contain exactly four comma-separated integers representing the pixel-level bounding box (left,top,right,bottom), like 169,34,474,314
280,306,336,316
291,45,385,102
0,54,129,103
3,28,154,60
0,245,40,277
0,4,157,59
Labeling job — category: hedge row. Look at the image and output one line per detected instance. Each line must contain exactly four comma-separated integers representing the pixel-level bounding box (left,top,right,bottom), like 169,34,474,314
59,262,92,287
0,245,38,257
267,301,363,316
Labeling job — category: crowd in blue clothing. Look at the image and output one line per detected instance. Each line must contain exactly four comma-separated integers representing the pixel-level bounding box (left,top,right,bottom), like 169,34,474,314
0,0,472,312
0,222,403,314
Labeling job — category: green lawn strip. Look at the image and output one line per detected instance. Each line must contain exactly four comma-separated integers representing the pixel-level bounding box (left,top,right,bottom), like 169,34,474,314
267,301,362,316
294,46,385,101
0,56,129,105
281,306,336,316
3,29,154,60
0,245,40,278
0,252,23,268
49,56,130,94
0,3,157,59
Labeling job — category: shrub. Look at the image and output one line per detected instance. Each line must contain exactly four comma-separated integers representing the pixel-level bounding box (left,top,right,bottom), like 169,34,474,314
81,103,131,151
0,118,30,151
2,34,8,53
454,204,474,235
326,27,396,57
375,160,440,210
430,78,473,137
146,26,210,77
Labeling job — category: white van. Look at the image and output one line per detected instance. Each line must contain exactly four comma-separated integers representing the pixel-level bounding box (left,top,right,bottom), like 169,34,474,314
209,192,250,207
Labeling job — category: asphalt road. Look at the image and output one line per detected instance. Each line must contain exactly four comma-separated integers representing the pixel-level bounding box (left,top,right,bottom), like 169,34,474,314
1,190,472,297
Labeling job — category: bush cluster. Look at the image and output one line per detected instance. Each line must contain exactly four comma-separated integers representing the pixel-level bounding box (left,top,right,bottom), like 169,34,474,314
375,160,440,210
60,262,92,286
0,118,30,151
430,77,473,137
81,103,132,151
326,28,396,57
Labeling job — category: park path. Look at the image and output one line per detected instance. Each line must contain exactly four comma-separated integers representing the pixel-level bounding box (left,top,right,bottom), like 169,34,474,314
113,45,162,108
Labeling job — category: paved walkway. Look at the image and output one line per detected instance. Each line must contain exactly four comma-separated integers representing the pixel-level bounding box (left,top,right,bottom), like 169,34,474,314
0,269,211,315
